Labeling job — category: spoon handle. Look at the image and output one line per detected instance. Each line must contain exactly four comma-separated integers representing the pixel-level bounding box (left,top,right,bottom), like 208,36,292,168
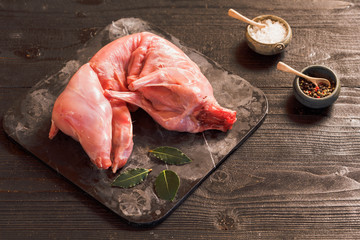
277,61,312,81
228,9,265,28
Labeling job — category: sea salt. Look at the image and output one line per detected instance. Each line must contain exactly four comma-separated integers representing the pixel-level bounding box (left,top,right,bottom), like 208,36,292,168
248,19,287,44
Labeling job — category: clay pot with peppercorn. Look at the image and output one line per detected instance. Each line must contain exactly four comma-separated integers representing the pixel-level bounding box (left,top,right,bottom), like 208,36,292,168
293,65,340,109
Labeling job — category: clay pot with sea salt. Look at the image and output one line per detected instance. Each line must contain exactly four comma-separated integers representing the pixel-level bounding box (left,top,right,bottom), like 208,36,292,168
245,15,292,55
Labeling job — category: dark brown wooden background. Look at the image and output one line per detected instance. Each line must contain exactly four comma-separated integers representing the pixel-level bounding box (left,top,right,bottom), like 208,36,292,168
1,0,360,239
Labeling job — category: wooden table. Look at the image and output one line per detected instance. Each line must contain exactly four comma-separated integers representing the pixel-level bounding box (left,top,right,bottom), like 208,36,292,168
1,0,359,239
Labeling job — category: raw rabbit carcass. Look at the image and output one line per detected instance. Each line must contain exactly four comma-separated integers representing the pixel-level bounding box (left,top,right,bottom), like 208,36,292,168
49,63,113,169
49,31,237,172
49,66,134,173
103,32,237,133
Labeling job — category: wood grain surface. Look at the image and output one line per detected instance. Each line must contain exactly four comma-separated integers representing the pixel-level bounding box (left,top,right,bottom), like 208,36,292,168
1,0,360,239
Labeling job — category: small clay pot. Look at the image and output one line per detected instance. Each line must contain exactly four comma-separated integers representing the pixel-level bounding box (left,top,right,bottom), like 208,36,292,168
245,15,292,55
293,65,340,109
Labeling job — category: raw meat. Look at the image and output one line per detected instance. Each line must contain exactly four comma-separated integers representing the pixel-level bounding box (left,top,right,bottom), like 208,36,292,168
50,32,236,172
104,32,237,133
49,63,113,169
109,99,133,172
89,36,137,172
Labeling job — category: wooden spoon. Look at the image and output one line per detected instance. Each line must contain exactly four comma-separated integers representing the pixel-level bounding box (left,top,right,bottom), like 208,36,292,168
228,9,266,28
277,61,331,87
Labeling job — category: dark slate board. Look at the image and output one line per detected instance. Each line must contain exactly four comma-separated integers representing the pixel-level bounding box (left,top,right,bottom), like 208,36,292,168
3,18,268,226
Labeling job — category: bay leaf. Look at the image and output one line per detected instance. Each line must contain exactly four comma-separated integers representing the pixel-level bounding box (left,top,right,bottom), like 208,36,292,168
155,170,180,201
149,146,192,165
111,168,152,188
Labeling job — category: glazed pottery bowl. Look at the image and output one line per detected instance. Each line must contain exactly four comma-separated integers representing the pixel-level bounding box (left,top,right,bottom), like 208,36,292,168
245,15,292,55
293,65,340,109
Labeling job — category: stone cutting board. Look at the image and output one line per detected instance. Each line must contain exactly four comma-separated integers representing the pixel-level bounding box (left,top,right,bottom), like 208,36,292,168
3,18,268,226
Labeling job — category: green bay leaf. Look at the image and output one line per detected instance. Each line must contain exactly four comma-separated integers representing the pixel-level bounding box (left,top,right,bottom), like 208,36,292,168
111,168,152,188
149,146,192,165
155,170,180,201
